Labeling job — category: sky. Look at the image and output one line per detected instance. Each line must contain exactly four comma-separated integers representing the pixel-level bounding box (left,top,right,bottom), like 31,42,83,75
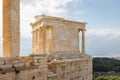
0,0,120,57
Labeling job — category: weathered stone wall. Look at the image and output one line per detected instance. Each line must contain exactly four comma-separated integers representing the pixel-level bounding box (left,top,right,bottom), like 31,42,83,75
51,21,79,52
48,58,92,80
47,52,92,80
0,54,48,80
0,53,92,80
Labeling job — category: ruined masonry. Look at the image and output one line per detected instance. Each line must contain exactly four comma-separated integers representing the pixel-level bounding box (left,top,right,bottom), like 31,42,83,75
0,0,92,80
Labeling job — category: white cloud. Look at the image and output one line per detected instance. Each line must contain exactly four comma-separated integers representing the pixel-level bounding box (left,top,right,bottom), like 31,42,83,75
21,0,79,15
0,0,81,38
86,28,120,56
107,53,120,57
86,29,120,40
20,0,80,38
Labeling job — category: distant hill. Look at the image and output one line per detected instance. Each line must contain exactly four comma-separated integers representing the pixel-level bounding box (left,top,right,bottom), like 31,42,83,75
93,57,120,79
114,57,120,60
93,57,120,72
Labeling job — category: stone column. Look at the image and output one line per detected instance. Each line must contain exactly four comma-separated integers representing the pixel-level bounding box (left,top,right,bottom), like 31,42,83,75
40,28,43,53
38,28,41,53
3,0,20,57
36,29,39,53
43,25,46,53
32,31,35,54
35,30,38,53
82,30,85,54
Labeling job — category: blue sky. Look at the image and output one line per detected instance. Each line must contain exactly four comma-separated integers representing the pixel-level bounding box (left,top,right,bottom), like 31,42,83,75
67,0,120,29
0,0,120,57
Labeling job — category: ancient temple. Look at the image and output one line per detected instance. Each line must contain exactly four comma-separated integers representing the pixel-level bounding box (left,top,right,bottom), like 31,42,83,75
0,0,92,80
31,15,86,55
30,15,92,80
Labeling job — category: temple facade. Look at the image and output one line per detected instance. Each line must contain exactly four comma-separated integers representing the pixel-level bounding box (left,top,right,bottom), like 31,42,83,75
30,15,92,80
31,15,86,54
0,0,92,80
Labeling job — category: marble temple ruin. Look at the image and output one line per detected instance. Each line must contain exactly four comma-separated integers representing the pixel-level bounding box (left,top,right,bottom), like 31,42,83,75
0,0,92,80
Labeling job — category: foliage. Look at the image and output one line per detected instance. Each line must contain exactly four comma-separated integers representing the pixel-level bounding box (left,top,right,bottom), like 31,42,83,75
95,76,120,80
93,57,120,72
93,57,120,80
